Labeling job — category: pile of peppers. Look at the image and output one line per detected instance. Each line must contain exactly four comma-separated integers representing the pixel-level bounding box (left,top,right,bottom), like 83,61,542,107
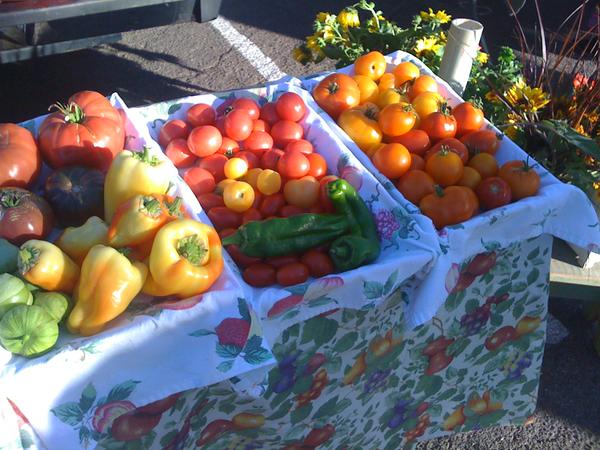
223,179,380,272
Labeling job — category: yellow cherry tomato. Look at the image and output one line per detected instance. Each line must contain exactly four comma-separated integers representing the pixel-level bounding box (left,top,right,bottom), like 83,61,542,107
353,74,379,104
257,169,282,195
223,181,255,212
224,157,248,180
411,91,444,120
242,168,263,188
215,178,236,195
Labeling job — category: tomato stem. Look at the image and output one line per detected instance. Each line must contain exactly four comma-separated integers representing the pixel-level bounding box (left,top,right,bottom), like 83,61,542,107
50,102,86,124
327,82,340,95
177,235,207,267
0,190,24,208
434,185,445,197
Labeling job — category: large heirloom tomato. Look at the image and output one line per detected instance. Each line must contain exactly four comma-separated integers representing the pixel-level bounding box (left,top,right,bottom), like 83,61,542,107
419,186,479,229
0,188,55,245
38,91,125,171
0,123,41,188
313,73,360,119
337,103,382,154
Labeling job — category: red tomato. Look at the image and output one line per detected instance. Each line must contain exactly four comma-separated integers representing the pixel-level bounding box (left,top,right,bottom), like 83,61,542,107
215,116,226,135
277,151,310,179
426,138,469,164
216,98,235,116
475,176,512,210
224,109,253,141
243,131,273,153
243,263,276,287
285,139,313,154
276,262,310,286
420,111,457,142
280,204,305,217
186,103,216,127
236,151,260,169
232,98,260,120
319,175,338,212
207,206,242,230
259,193,285,216
253,119,270,133
0,124,40,188
301,249,334,278
183,167,216,195
219,228,236,238
306,153,327,179
159,119,190,148
271,121,303,148
388,129,431,156
276,92,307,122
187,125,222,157
217,137,240,157
165,138,196,168
198,153,228,181
242,207,263,223
260,102,280,125
252,190,263,209
227,244,262,268
260,149,284,170
196,192,224,211
266,255,299,268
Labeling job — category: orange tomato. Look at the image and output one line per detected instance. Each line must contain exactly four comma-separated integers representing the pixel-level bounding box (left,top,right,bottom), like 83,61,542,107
409,153,425,171
354,51,387,81
425,148,464,186
378,73,396,92
409,75,438,100
498,160,541,200
397,170,435,205
460,129,501,156
353,75,380,104
452,102,485,137
337,104,383,154
426,138,469,164
313,73,361,119
378,103,417,137
283,176,320,208
393,61,420,87
223,181,255,213
468,153,498,179
457,166,482,189
387,129,431,156
376,88,408,109
420,110,457,142
412,92,444,120
372,143,412,179
419,186,479,229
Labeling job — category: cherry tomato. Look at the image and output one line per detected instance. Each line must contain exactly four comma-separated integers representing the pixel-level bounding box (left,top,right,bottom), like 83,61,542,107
452,102,484,137
186,103,216,127
197,153,227,182
306,153,327,179
266,255,299,268
393,61,420,87
216,98,235,116
224,157,248,180
319,175,338,212
232,98,260,120
236,151,260,170
409,153,425,171
223,181,255,213
378,103,417,137
276,92,307,122
354,51,386,81
243,263,276,287
475,176,512,210
207,206,242,230
468,153,498,179
224,109,253,141
378,73,395,91
498,160,540,200
217,137,240,157
165,138,196,168
196,192,224,211
276,262,310,286
313,73,360,119
259,193,285,217
397,169,435,205
243,130,273,153
187,125,222,157
301,249,334,278
260,102,280,125
242,207,263,223
242,168,262,189
285,139,313,154
271,121,304,148
457,166,482,189
388,129,430,156
280,204,305,217
257,169,282,195
252,119,270,133
353,75,380,104
372,143,412,179
408,75,438,100
219,228,236,238
412,92,443,120
284,176,320,209
426,138,469,164
159,119,191,148
420,110,457,142
227,244,262,268
425,149,464,186
216,178,235,195
277,151,310,179
460,129,501,156
260,149,284,170
183,167,216,195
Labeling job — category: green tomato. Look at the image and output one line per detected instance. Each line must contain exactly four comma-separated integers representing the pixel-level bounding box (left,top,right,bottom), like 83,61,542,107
0,239,18,274
0,273,33,319
0,305,59,357
33,292,71,323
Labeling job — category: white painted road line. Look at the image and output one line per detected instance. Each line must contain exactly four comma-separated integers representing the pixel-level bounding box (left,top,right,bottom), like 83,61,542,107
210,16,286,82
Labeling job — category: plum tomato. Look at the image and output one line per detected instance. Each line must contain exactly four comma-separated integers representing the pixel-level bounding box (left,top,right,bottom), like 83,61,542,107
260,149,284,171
186,103,216,127
217,137,240,157
276,262,310,286
306,153,327,179
187,125,222,157
354,51,386,81
276,92,307,122
301,249,334,278
419,111,457,142
277,151,310,179
266,255,299,268
198,153,228,182
243,130,273,153
232,98,260,120
252,119,270,133
259,102,280,125
236,151,259,170
165,138,196,168
183,167,216,195
271,121,304,148
372,143,412,179
460,129,501,156
257,169,282,195
467,153,498,179
393,61,420,87
285,139,313,155
224,109,253,141
243,263,276,287
426,138,469,164
208,206,242,230
242,207,263,223
408,75,438,100
259,193,285,217
387,129,431,156
409,153,425,171
396,169,435,205
196,192,224,211
319,175,338,212
283,176,320,209
452,102,484,137
224,157,249,180
475,176,512,210
159,119,191,148
280,204,305,217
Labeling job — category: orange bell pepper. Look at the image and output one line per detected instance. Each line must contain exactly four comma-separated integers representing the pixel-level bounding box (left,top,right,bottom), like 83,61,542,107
18,240,80,293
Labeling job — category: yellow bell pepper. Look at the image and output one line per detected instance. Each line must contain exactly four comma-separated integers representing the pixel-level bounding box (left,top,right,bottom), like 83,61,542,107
104,147,172,222
67,245,148,336
55,216,108,265
149,219,223,298
18,240,80,293
141,258,175,297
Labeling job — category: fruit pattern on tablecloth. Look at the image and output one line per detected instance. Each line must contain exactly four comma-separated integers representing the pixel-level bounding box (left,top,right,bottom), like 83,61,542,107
82,234,551,450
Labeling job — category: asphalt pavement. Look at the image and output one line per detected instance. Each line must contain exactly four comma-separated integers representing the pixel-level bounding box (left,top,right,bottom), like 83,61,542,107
0,1,599,449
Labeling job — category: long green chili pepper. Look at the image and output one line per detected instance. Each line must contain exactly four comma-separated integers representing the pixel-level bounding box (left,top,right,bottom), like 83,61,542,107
221,213,350,258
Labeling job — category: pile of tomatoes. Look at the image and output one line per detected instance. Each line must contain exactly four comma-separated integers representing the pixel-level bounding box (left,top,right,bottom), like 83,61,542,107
158,92,340,287
313,51,540,229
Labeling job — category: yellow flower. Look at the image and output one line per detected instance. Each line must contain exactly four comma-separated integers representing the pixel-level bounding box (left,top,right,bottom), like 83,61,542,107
366,14,386,32
477,52,489,64
316,12,330,23
485,91,499,103
316,26,335,42
505,78,550,113
420,8,452,24
439,31,447,43
504,125,518,140
306,35,320,52
292,47,311,64
413,36,442,56
338,8,360,29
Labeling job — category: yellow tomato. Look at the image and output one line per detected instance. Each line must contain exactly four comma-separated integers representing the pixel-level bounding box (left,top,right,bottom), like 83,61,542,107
283,176,320,209
409,75,438,100
224,157,248,179
411,91,444,120
242,168,263,188
215,178,236,194
393,61,420,87
337,104,383,154
257,169,282,195
353,75,379,104
223,181,255,212
377,73,395,92
354,51,387,81
376,88,408,109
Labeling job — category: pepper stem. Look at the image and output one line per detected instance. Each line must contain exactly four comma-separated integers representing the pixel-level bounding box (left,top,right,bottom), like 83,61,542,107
18,246,41,274
140,196,163,218
49,102,86,124
132,147,161,166
177,235,207,267
164,197,183,217
221,233,241,247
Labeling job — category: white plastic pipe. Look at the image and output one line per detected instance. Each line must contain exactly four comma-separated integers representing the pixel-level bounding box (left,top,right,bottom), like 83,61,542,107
438,18,484,95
